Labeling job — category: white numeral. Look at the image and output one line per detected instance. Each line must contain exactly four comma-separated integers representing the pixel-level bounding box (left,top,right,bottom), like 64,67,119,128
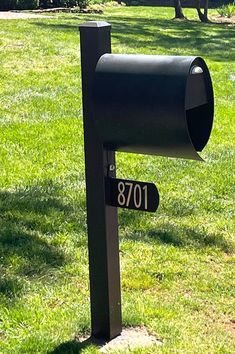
143,185,148,210
117,181,126,206
117,182,148,209
125,182,133,207
134,184,141,208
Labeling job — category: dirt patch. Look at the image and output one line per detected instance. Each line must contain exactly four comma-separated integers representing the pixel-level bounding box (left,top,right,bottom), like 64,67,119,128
211,14,235,25
224,319,235,338
76,327,163,352
0,11,54,20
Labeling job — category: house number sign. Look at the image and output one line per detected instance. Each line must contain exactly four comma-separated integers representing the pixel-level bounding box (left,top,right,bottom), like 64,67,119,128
106,177,159,212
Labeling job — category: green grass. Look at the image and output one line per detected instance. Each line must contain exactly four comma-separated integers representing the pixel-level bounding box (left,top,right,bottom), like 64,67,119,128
0,6,235,353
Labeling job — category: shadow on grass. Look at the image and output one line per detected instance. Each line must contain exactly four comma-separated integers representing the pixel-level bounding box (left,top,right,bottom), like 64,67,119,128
49,337,107,354
33,15,235,62
0,180,87,300
0,179,233,301
119,208,234,253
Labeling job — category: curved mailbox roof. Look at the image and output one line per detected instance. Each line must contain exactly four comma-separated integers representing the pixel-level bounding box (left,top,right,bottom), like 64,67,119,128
93,54,214,160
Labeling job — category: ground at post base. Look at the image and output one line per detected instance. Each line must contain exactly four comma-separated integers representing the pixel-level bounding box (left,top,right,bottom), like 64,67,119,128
76,327,163,353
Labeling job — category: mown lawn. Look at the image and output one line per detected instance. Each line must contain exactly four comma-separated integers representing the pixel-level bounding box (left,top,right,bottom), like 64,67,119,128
0,6,234,353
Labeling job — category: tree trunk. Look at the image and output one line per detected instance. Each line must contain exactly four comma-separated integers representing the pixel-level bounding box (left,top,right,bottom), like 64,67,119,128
174,0,186,19
195,0,209,23
204,0,209,18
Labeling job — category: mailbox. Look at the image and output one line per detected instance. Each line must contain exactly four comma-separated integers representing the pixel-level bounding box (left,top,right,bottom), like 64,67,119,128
93,54,214,160
79,21,215,341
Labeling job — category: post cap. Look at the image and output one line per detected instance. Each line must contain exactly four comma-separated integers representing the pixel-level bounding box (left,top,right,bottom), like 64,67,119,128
79,21,111,30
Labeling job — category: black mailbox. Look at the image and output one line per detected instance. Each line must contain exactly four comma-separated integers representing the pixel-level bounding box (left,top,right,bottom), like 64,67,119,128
93,54,214,160
79,21,215,341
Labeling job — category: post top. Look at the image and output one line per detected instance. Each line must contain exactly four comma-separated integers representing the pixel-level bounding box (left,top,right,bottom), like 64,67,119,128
79,21,111,30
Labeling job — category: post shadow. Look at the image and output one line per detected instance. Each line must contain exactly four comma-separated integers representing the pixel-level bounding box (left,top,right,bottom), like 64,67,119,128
48,336,107,354
0,180,86,300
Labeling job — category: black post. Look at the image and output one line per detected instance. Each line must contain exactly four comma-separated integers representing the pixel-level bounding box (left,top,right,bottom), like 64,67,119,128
79,22,122,340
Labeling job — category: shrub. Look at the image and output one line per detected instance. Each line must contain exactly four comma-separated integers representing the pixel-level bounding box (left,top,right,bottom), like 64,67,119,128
17,0,39,9
52,0,78,6
217,2,235,18
120,0,144,5
226,3,235,17
40,0,90,8
77,0,90,8
0,0,39,10
0,0,16,10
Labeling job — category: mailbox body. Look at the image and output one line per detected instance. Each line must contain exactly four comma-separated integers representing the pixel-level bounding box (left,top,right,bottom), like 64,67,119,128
93,54,214,160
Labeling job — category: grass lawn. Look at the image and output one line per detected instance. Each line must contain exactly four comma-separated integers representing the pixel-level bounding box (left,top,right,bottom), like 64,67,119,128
0,5,234,353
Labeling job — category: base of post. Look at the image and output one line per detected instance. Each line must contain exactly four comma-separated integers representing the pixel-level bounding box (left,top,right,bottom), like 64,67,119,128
77,327,163,352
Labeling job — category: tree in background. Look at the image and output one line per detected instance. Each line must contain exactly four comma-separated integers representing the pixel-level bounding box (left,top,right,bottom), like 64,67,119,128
174,0,186,18
173,0,209,22
195,0,209,22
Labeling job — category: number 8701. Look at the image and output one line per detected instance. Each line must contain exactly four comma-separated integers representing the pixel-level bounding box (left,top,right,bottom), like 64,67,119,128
117,181,148,210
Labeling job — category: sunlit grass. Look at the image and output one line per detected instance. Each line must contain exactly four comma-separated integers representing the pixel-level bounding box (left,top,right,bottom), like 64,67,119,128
0,6,234,353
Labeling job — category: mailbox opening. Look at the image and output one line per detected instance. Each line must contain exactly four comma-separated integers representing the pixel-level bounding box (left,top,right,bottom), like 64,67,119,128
185,58,214,153
186,103,213,152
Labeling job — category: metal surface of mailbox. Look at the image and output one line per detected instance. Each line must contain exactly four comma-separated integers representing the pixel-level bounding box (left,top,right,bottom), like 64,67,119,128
93,54,214,160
